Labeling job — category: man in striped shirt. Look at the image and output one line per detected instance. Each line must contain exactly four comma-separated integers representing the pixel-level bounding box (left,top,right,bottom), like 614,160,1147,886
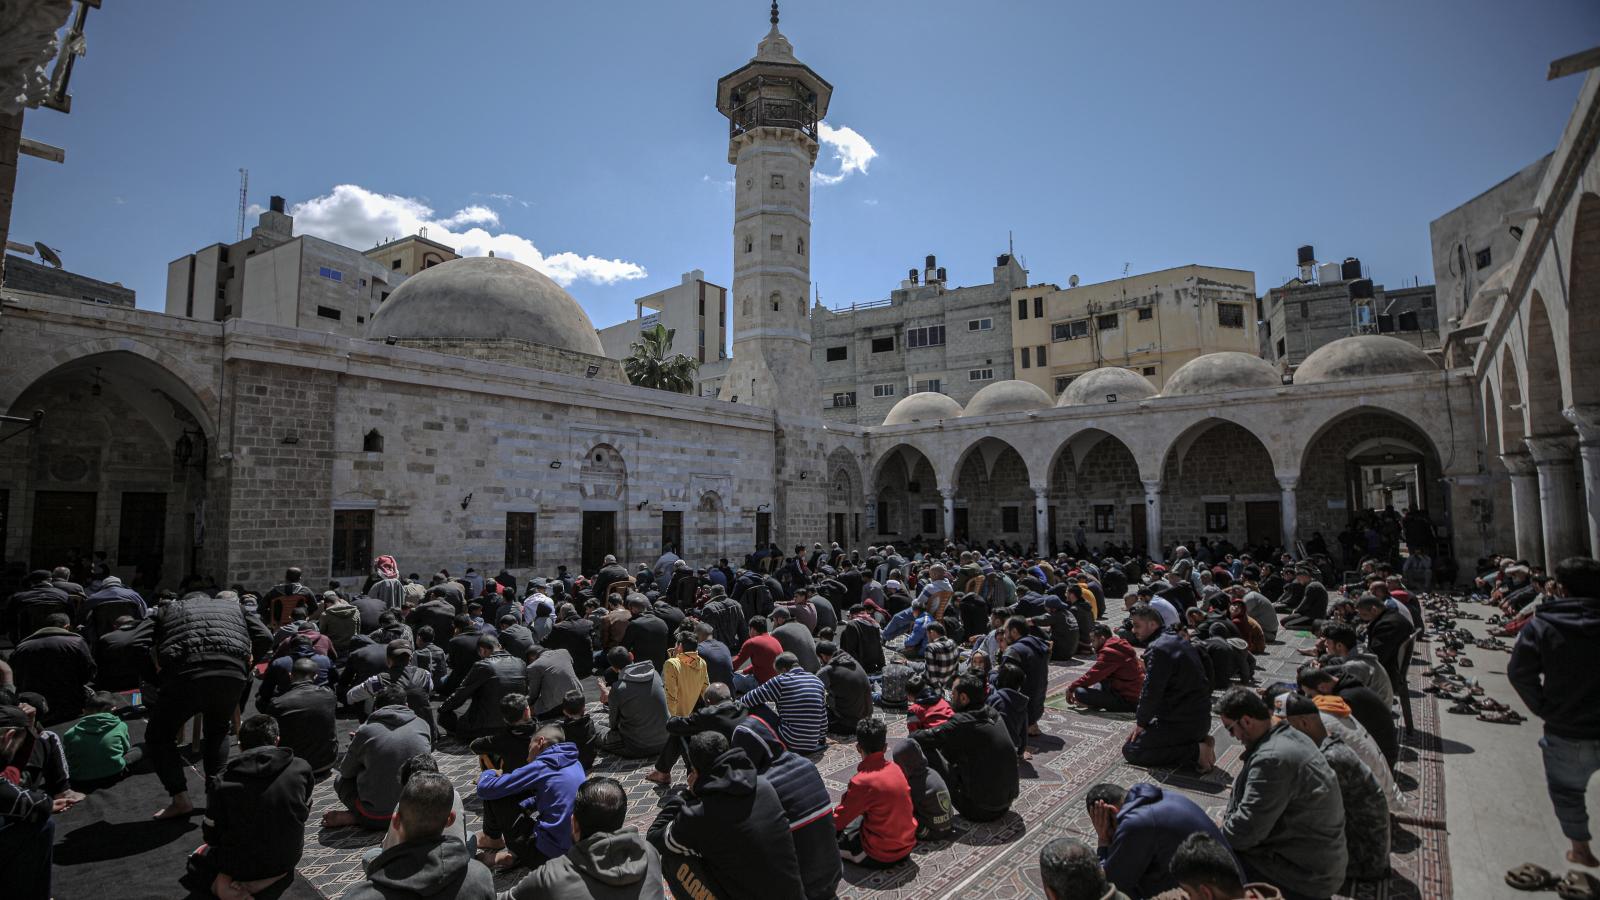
738,652,827,754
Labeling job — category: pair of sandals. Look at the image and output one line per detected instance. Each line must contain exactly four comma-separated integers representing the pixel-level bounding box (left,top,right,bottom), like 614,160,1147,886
1507,863,1600,898
1478,637,1512,651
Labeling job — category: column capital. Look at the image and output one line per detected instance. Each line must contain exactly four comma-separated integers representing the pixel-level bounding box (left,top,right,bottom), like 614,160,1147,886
938,486,957,500
1141,479,1162,497
1276,474,1300,491
1030,482,1049,497
1564,405,1600,442
1500,450,1539,476
1525,434,1579,465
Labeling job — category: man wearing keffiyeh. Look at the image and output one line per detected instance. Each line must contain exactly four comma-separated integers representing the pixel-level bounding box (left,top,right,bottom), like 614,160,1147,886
370,556,404,610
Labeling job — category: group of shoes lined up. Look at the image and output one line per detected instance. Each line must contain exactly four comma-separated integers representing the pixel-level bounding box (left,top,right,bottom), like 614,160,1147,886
1420,595,1523,725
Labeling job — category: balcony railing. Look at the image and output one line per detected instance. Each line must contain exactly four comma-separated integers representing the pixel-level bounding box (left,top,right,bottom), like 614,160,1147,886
728,94,819,140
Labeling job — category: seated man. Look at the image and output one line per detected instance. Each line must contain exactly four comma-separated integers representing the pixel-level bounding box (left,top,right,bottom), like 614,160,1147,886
524,643,583,720
61,691,141,791
646,731,806,900
770,607,820,673
346,773,496,900
1298,667,1398,769
93,614,153,693
323,684,433,830
1316,622,1393,709
1281,693,1391,881
347,640,438,740
731,616,783,687
257,633,333,711
1086,780,1238,898
1217,687,1347,899
474,723,586,870
1121,604,1215,773
1067,625,1144,713
596,647,670,759
188,715,315,900
737,651,827,755
497,776,662,900
1038,836,1130,900
834,717,916,868
264,657,339,776
1001,616,1051,736
439,634,525,738
817,640,873,736
732,714,841,900
10,613,95,724
649,683,749,786
1169,832,1281,900
0,706,55,898
890,738,954,840
909,675,1019,822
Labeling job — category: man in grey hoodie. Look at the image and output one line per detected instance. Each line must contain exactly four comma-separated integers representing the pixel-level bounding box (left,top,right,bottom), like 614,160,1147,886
499,776,663,900
347,773,495,900
323,684,433,830
596,647,669,758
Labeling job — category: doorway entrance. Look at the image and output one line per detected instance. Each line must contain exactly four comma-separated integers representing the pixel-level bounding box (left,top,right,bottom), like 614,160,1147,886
755,511,771,549
31,491,97,574
117,492,168,579
953,507,969,541
1245,500,1282,549
1129,502,1147,554
582,511,617,576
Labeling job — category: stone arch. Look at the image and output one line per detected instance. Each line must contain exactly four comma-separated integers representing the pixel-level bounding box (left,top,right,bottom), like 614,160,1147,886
1498,349,1527,455
870,442,940,541
0,339,218,436
1522,290,1566,436
693,490,725,562
1158,418,1280,555
825,446,864,548
770,291,782,313
951,436,1032,543
1568,191,1600,409
1047,428,1146,554
1144,406,1290,483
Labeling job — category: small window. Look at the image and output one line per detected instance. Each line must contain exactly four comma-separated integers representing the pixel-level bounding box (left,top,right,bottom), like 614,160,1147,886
872,383,896,398
921,508,939,534
316,305,342,320
318,266,343,282
1036,345,1047,365
744,235,753,254
505,512,537,568
1218,303,1245,328
1205,502,1229,533
797,237,805,255
771,174,785,189
1020,346,1031,369
391,258,402,270
1275,338,1286,359
967,317,993,331
1001,507,1020,532
362,429,384,453
825,345,848,362
914,379,943,394
832,392,857,408
1141,366,1156,376
359,277,367,288
1474,247,1492,270
1300,301,1309,320
661,511,683,556
1052,319,1089,341
1094,504,1115,533
1138,307,1153,321
871,336,895,353
968,368,993,381
769,233,783,251
1054,375,1074,394
1097,313,1119,331
1017,299,1028,320
380,291,390,303
1398,311,1419,332
1033,297,1044,318
356,315,365,324
906,325,945,348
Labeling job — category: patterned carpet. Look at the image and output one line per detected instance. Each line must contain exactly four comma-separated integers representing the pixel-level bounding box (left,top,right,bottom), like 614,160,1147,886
294,605,1452,900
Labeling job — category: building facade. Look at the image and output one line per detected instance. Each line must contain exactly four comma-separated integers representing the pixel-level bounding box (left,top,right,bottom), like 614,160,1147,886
364,234,460,277
1430,153,1550,331
811,252,1027,425
1259,258,1439,373
1,253,133,307
1010,265,1256,398
595,269,729,397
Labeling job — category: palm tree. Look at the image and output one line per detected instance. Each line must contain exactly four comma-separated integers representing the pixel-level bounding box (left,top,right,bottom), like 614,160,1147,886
623,323,700,393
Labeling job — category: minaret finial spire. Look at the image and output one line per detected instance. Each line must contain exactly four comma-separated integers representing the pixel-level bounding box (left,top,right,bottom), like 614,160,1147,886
770,1,779,27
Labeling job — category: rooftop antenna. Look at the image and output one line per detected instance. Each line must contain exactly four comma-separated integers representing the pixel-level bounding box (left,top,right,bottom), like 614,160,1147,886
1008,230,1014,257
236,168,248,241
771,0,779,26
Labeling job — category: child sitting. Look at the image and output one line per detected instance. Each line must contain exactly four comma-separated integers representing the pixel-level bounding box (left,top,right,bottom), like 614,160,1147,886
61,691,139,790
905,674,953,733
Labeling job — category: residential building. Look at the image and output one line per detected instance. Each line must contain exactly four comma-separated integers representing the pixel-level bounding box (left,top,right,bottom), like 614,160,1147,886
597,269,728,396
364,233,460,276
1257,249,1439,372
164,195,414,340
1011,265,1257,398
1,253,134,307
811,252,1027,425
1429,153,1549,330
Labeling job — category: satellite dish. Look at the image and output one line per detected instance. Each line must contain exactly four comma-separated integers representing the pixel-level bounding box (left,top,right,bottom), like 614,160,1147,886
34,242,62,269
1069,274,1079,287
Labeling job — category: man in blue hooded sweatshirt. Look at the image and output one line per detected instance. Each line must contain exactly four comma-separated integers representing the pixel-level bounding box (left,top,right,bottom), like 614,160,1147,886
1087,780,1240,897
474,723,586,870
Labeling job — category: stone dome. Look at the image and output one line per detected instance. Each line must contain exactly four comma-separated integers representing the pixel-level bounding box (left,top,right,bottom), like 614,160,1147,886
883,391,963,425
1057,367,1157,407
1294,335,1438,384
368,256,606,356
1161,352,1281,397
961,379,1054,417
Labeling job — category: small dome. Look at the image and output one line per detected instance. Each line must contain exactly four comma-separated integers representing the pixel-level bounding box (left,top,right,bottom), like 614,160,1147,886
1161,352,1281,397
1294,335,1438,384
368,256,605,356
961,379,1054,417
1057,367,1157,407
883,391,962,425
1461,263,1512,327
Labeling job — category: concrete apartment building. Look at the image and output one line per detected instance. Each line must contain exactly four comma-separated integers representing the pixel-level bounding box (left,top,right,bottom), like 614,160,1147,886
811,252,1028,425
1258,248,1439,372
165,196,425,339
1429,153,1550,331
596,269,728,397
1,253,134,307
1010,264,1258,397
366,233,461,277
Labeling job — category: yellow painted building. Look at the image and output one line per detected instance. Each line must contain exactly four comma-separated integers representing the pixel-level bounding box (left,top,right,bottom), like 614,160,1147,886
364,234,460,277
1010,264,1258,397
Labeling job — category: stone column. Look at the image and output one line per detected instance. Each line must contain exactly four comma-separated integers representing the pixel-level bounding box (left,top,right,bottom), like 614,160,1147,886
1278,475,1299,558
1033,484,1050,556
940,487,956,541
1143,479,1164,563
1500,452,1545,565
1564,406,1600,559
1526,435,1581,572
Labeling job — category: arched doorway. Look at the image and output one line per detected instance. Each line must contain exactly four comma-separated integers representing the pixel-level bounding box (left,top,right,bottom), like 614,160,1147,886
578,443,627,575
1159,420,1279,558
1049,429,1144,556
694,491,724,564
1569,192,1600,410
871,444,939,543
825,447,863,551
1,351,214,590
951,437,1031,547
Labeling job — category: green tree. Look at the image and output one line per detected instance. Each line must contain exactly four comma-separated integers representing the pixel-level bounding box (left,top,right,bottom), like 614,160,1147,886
623,323,700,394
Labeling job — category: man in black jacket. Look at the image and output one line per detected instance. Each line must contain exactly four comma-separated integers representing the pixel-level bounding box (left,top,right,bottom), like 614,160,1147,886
3,570,69,645
442,614,484,694
1509,556,1600,868
148,590,272,821
648,682,749,785
910,674,1020,822
264,658,338,775
622,594,671,672
816,641,873,736
93,614,153,693
439,634,524,738
1280,567,1329,630
348,641,438,741
546,604,596,679
1298,667,1398,768
1355,594,1411,698
10,613,95,724
406,595,457,643
185,715,314,899
647,731,806,900
1121,604,1216,773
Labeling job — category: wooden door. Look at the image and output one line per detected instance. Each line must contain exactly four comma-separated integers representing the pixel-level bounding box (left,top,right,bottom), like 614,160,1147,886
1130,502,1147,554
31,490,96,573
1245,501,1282,549
582,511,617,576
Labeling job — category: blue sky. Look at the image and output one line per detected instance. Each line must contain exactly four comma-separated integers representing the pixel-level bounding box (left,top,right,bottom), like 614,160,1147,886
10,1,1597,337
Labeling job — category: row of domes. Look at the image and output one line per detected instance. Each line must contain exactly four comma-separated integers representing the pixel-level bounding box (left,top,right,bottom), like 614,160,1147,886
883,336,1437,425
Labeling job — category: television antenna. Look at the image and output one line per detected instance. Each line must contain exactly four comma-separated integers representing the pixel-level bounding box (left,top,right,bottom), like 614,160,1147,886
236,168,248,240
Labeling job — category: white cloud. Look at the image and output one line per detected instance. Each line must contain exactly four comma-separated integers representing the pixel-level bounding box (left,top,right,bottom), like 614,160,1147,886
477,191,531,208
701,174,734,193
288,184,646,287
814,122,877,186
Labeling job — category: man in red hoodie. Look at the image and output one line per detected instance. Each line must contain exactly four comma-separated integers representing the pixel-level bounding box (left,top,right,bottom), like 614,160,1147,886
834,717,916,868
731,616,783,692
1067,625,1144,713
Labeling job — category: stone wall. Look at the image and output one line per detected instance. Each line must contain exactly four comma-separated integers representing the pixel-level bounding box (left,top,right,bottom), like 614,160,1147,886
953,447,1032,541
391,338,627,383
1298,412,1449,563
1161,422,1279,549
1050,437,1144,550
